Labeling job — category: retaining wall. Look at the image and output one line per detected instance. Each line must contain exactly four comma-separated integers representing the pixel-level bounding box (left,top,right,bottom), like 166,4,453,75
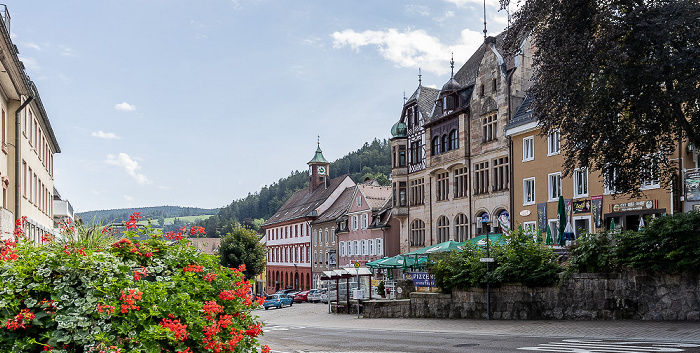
363,271,700,320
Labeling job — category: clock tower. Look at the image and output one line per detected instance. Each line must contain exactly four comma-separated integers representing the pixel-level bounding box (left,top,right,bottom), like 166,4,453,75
308,140,330,191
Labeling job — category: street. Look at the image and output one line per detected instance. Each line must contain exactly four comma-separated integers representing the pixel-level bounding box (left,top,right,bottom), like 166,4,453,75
255,302,700,353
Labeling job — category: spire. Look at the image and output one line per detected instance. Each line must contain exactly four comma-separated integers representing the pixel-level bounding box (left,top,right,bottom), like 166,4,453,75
403,91,407,103
450,53,455,77
483,0,488,39
418,68,422,86
308,139,329,164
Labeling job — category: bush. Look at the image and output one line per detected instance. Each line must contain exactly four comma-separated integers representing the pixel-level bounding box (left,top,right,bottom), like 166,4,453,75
0,214,270,353
616,211,700,273
431,228,561,292
565,230,618,274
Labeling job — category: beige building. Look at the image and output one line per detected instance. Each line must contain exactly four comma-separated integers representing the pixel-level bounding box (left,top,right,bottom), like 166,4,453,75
506,95,696,239
0,6,60,242
390,35,534,252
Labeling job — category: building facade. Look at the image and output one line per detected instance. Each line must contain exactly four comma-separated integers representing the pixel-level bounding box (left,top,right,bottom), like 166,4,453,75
390,35,534,252
0,6,60,242
262,144,354,294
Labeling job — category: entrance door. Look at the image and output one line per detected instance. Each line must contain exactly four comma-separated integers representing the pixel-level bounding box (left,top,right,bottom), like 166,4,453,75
573,217,591,238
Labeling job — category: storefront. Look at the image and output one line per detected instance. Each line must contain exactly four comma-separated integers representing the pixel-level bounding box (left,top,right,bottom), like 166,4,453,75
604,199,665,231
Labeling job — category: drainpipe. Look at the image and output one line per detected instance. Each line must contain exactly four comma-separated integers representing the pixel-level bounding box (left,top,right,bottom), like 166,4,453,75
428,175,433,245
506,68,516,226
15,96,33,222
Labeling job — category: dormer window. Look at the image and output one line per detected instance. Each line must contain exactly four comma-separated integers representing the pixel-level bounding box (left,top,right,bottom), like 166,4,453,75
407,108,414,129
442,95,457,112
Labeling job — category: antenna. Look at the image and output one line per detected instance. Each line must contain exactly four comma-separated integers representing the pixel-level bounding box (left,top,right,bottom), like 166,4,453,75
483,0,488,38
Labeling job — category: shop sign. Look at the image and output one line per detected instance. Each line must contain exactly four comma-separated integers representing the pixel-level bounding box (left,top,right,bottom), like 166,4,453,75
408,272,435,287
591,196,603,228
611,200,654,212
573,199,591,214
685,171,700,202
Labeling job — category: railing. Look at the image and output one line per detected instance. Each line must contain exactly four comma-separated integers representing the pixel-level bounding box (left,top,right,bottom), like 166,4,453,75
0,5,9,34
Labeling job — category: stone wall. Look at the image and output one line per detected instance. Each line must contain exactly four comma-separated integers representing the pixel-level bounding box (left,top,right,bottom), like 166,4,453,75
363,271,700,320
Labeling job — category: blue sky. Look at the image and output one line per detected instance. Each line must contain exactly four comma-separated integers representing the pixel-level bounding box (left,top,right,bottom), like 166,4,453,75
8,0,512,212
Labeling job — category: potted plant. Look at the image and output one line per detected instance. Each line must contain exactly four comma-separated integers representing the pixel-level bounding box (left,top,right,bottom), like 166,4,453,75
377,280,386,298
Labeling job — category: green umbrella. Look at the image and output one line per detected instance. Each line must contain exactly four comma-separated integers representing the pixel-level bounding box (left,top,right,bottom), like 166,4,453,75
404,240,464,255
557,196,567,246
610,218,616,231
545,224,553,245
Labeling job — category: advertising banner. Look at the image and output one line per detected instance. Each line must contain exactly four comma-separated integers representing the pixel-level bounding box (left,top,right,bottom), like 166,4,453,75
573,199,591,214
591,196,603,229
408,272,435,287
685,171,700,202
537,203,547,233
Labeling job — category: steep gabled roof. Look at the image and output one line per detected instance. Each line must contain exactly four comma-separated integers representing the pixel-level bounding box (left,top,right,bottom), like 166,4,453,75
454,32,510,87
405,85,440,123
312,186,354,224
357,184,392,211
262,174,352,226
506,94,536,130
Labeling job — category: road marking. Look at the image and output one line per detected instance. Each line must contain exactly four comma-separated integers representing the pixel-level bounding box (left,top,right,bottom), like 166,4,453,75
519,339,700,352
262,325,306,333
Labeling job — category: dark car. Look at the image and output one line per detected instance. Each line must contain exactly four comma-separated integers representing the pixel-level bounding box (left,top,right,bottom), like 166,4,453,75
263,294,293,310
293,290,310,303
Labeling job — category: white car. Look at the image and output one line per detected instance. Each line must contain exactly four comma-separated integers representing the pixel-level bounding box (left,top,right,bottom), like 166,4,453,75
308,289,326,303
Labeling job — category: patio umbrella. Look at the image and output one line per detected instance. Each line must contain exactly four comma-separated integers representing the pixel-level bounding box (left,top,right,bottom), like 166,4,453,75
557,196,567,246
638,216,645,231
404,240,464,255
610,218,616,232
545,224,553,245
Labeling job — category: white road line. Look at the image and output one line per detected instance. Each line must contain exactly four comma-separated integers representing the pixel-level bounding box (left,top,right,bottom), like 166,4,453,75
519,339,700,352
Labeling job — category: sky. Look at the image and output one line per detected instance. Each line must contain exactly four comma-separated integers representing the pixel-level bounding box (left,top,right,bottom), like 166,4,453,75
7,0,513,212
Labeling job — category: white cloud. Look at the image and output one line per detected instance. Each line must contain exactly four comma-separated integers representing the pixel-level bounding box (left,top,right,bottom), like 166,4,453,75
92,131,121,140
25,43,42,51
331,28,484,75
60,45,75,57
114,102,136,112
405,4,430,17
105,153,150,185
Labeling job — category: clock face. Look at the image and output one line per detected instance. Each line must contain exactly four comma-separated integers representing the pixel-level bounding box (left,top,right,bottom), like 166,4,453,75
318,166,326,175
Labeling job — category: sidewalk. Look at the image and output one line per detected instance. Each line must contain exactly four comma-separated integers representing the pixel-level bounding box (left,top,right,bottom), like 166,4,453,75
255,302,700,342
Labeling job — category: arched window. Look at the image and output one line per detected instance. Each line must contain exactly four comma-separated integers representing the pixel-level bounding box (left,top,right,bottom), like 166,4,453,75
432,137,440,155
410,219,426,247
449,130,458,150
437,216,450,242
455,213,469,242
441,135,448,153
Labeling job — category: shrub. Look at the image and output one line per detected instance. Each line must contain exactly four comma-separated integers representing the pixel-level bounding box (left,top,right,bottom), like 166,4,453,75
565,230,618,274
431,228,561,292
616,211,700,273
0,214,270,353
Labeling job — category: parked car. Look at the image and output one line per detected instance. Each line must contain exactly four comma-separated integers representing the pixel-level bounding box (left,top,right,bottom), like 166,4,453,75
263,294,293,310
320,292,329,304
308,289,326,303
293,290,310,303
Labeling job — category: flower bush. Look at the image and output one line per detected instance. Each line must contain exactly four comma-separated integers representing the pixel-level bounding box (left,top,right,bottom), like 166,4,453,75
0,214,270,353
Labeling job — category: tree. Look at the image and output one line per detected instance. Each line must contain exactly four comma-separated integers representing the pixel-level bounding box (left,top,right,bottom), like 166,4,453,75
218,226,266,280
503,0,700,196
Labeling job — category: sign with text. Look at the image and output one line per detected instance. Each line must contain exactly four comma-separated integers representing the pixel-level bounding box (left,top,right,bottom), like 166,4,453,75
573,199,591,214
611,200,655,213
408,272,435,287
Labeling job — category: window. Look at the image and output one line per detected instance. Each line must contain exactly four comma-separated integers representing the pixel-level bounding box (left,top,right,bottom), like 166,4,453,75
482,114,497,142
376,238,383,256
442,95,456,112
441,135,448,153
492,157,509,192
523,136,534,161
353,241,358,256
410,141,421,165
432,136,440,155
523,221,537,239
523,178,536,205
398,181,407,207
361,240,367,255
331,227,335,243
449,130,458,150
22,161,26,197
492,78,497,92
574,169,588,197
347,242,352,256
548,130,560,155
356,196,362,207
436,172,449,201
368,240,374,255
455,213,468,242
361,214,368,229
454,168,468,198
604,167,618,194
437,216,450,242
641,159,660,189
1,107,5,150
548,220,560,243
407,107,414,129
324,228,329,244
410,219,426,247
398,145,406,167
480,84,485,96
352,215,358,230
474,162,489,195
548,173,562,201
410,178,425,205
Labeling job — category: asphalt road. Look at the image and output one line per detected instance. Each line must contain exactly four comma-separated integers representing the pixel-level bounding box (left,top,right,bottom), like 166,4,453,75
254,302,700,353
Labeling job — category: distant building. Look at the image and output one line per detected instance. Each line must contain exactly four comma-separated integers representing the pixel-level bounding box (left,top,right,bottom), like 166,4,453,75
0,5,60,242
262,143,354,294
52,187,74,229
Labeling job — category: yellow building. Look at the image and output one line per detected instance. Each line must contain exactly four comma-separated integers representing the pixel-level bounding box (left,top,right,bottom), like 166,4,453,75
505,96,695,239
0,6,60,242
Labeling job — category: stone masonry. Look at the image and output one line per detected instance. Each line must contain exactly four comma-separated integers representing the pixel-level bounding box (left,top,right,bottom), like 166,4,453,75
363,271,700,320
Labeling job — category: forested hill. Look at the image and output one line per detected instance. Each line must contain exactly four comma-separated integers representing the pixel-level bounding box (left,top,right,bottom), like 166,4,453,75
77,206,218,224
198,138,391,237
